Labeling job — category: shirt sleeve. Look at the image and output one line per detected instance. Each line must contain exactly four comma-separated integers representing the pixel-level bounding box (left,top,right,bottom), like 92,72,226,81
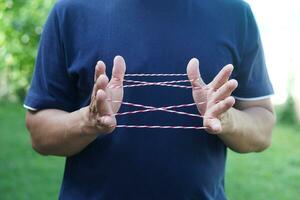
232,4,274,100
24,4,78,112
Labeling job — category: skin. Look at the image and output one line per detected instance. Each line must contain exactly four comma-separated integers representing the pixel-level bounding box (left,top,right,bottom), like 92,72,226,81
187,58,275,153
26,56,126,156
26,56,275,156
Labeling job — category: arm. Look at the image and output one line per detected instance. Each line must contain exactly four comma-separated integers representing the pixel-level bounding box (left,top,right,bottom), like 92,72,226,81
26,108,98,157
218,98,275,153
187,58,276,153
25,56,126,157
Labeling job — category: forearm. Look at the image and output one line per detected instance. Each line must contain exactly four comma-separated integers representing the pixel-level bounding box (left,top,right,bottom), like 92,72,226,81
219,106,276,153
26,107,99,157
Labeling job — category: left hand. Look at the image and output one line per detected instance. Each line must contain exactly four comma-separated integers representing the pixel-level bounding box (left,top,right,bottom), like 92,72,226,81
82,56,126,135
187,58,238,134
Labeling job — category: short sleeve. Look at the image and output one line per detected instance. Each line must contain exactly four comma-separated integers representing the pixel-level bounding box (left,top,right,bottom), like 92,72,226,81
232,4,274,100
24,4,78,112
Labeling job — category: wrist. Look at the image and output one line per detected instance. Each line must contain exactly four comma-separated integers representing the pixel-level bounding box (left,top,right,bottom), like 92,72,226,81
220,108,236,135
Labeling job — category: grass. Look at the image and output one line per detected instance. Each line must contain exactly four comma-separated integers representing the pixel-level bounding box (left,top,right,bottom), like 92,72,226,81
226,124,300,199
0,102,64,200
0,102,300,199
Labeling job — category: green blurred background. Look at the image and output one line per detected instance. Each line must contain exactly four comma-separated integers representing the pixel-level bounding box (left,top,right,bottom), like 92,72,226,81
0,0,299,199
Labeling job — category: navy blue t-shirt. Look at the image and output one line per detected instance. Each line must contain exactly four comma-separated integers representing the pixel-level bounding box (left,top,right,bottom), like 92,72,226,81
24,0,273,199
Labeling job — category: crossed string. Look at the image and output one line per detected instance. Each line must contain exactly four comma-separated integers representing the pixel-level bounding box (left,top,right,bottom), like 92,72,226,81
108,73,207,130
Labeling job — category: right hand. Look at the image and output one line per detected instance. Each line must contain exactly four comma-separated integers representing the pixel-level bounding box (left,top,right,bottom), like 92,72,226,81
80,56,126,135
186,58,237,134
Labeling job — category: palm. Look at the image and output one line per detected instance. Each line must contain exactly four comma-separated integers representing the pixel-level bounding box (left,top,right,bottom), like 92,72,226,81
191,85,210,115
187,59,237,134
107,81,124,113
88,56,126,133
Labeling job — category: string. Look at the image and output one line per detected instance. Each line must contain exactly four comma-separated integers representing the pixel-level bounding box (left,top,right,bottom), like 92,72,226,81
116,125,206,130
124,73,188,77
109,100,204,118
122,79,192,89
109,79,207,90
108,73,207,130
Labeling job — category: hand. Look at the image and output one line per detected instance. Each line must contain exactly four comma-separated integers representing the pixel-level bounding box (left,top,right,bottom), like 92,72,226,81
187,58,238,134
80,56,126,135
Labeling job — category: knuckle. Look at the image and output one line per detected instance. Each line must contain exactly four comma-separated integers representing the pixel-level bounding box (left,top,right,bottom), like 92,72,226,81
218,100,229,111
98,75,109,85
96,76,102,85
224,82,232,91
208,97,218,108
228,84,235,91
103,75,109,83
228,80,238,90
95,117,115,132
223,99,233,109
97,90,106,100
103,120,117,134
112,75,122,82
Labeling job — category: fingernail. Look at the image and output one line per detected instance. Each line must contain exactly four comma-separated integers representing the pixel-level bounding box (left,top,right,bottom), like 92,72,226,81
97,61,102,66
226,64,233,69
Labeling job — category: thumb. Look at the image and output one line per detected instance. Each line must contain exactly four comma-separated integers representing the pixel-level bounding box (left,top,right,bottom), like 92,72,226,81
186,58,206,89
110,55,126,87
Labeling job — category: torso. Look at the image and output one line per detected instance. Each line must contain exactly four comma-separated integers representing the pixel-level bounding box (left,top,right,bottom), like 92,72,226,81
56,0,247,199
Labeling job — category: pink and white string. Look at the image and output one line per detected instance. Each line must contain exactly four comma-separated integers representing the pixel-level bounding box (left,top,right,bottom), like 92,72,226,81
109,73,207,130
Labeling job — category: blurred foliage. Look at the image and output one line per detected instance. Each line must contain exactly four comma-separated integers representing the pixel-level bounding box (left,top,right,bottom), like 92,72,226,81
275,71,299,125
0,0,55,101
276,96,298,125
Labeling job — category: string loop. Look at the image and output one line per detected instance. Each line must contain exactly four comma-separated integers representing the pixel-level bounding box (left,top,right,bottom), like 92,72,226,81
111,73,206,130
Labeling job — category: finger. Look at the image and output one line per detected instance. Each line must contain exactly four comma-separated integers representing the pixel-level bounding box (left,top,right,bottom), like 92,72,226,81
95,73,109,91
91,74,108,104
97,115,117,129
92,61,106,98
206,96,235,118
187,58,206,89
209,79,238,106
92,74,108,100
205,118,222,134
209,64,234,90
109,55,126,87
94,61,106,82
96,89,113,116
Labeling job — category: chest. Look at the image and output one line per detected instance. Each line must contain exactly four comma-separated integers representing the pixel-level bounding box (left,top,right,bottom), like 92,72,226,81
63,3,238,106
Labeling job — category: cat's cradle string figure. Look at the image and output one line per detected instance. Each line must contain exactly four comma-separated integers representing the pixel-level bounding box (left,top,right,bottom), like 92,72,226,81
109,73,208,130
